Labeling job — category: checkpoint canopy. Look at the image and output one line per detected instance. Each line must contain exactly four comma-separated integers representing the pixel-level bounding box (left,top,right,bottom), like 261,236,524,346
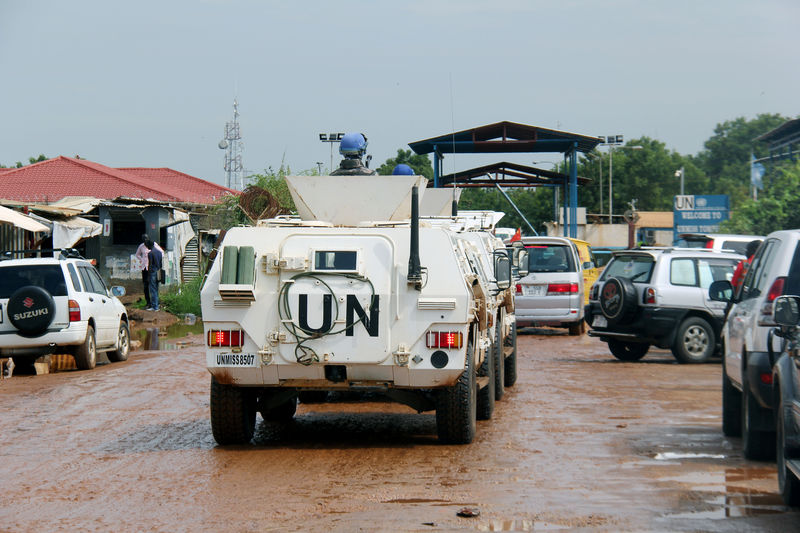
409,121,600,237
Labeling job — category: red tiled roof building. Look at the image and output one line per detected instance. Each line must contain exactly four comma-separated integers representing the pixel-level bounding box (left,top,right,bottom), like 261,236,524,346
0,156,237,204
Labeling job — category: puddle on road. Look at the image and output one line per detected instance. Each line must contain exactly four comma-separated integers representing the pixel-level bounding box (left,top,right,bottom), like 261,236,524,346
659,466,789,519
135,319,204,351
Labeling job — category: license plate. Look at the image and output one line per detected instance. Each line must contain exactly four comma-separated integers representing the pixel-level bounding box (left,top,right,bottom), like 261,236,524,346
522,285,546,296
592,315,607,328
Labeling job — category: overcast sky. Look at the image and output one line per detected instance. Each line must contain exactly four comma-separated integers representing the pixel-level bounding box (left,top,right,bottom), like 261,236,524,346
1,0,797,187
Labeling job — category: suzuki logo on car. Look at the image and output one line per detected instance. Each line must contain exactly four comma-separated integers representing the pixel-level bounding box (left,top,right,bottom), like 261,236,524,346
297,294,379,337
23,297,35,308
13,308,49,321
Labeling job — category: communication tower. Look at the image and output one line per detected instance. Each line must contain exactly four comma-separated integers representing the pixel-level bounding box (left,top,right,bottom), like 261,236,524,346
218,99,244,190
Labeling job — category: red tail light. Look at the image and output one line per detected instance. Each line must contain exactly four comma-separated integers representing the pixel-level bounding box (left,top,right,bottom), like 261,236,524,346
643,287,656,304
68,299,81,322
761,276,786,316
515,283,522,294
426,331,463,349
547,283,578,295
208,329,244,347
705,240,714,249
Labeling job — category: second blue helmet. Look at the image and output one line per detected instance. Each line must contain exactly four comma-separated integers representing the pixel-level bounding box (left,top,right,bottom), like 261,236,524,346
392,164,414,175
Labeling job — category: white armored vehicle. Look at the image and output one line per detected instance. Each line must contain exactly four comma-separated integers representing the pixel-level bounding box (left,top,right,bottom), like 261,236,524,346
201,176,516,445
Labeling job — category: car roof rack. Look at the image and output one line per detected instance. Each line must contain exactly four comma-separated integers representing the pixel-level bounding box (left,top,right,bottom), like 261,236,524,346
0,248,86,261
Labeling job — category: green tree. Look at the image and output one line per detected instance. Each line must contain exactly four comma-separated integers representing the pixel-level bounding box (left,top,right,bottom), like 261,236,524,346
1,154,47,168
722,159,800,234
696,113,788,207
377,149,433,179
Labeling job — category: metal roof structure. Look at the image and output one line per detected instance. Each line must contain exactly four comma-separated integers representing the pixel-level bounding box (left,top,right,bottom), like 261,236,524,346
431,161,590,188
409,121,602,237
754,118,800,162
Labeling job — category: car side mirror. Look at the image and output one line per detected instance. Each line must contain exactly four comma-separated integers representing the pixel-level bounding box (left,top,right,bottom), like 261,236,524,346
774,295,800,326
111,286,126,298
493,252,512,290
583,261,594,270
516,250,529,277
708,280,732,302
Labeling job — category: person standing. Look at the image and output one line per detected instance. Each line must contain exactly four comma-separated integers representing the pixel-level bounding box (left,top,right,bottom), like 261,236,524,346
144,239,163,312
136,234,163,309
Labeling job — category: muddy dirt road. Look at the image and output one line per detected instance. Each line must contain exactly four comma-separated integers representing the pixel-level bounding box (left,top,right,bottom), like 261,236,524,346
1,329,799,532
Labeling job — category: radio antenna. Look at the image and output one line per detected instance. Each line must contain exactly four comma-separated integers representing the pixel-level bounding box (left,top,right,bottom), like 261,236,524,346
449,73,458,216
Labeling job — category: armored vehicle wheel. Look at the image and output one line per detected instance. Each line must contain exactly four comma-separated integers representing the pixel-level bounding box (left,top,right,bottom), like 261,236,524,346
74,325,97,370
260,394,297,421
721,358,742,437
607,339,649,361
672,317,715,363
504,321,517,387
493,316,505,401
298,391,328,404
107,322,130,362
741,368,775,460
436,337,477,444
477,337,495,421
210,376,257,445
778,392,800,505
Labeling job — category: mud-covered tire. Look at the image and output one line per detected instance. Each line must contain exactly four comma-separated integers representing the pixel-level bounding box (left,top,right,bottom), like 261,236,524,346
73,325,97,370
477,337,495,421
504,321,517,387
778,391,800,506
260,394,298,421
298,391,328,404
741,369,775,460
107,322,130,362
210,377,256,445
436,337,477,444
721,358,742,437
607,339,649,361
672,317,715,363
599,277,637,325
493,316,505,401
568,320,583,336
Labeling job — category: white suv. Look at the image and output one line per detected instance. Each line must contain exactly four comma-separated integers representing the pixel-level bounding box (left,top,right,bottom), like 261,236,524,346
708,229,800,460
0,249,130,370
586,247,743,363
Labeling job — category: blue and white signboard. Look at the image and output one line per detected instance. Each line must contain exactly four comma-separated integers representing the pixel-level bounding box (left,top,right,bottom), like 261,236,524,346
673,195,729,236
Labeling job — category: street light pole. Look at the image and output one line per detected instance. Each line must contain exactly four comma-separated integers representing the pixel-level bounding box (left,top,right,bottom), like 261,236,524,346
675,166,685,195
319,132,344,173
599,135,642,224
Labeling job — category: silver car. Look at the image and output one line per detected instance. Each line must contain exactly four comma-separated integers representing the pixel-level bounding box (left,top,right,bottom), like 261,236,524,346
514,236,584,335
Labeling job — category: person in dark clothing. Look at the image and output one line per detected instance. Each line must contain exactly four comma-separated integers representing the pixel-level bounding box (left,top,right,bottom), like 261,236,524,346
330,132,376,176
145,240,163,311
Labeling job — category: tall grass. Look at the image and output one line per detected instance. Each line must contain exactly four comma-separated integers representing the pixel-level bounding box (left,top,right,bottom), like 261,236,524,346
160,276,203,316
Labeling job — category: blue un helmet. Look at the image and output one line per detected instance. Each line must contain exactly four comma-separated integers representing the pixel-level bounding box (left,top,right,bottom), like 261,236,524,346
392,163,414,175
339,132,368,158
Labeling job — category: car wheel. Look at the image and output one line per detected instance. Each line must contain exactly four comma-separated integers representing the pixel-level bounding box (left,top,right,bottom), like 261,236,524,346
672,317,715,364
436,334,477,444
741,367,776,460
73,325,97,370
504,321,517,387
607,339,649,361
493,316,505,401
599,277,637,325
777,389,800,506
477,334,495,421
568,319,583,336
210,376,257,445
107,322,130,362
721,357,742,437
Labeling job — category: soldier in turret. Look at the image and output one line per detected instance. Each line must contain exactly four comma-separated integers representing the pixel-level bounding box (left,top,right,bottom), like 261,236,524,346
331,132,376,176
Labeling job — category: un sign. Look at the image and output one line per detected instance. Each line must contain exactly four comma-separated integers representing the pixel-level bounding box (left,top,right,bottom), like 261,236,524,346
675,195,694,210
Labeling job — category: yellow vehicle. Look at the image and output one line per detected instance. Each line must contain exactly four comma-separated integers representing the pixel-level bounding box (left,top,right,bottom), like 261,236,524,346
568,238,601,305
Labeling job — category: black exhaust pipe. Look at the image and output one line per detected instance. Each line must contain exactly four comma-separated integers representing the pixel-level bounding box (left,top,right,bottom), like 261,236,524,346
408,185,422,289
